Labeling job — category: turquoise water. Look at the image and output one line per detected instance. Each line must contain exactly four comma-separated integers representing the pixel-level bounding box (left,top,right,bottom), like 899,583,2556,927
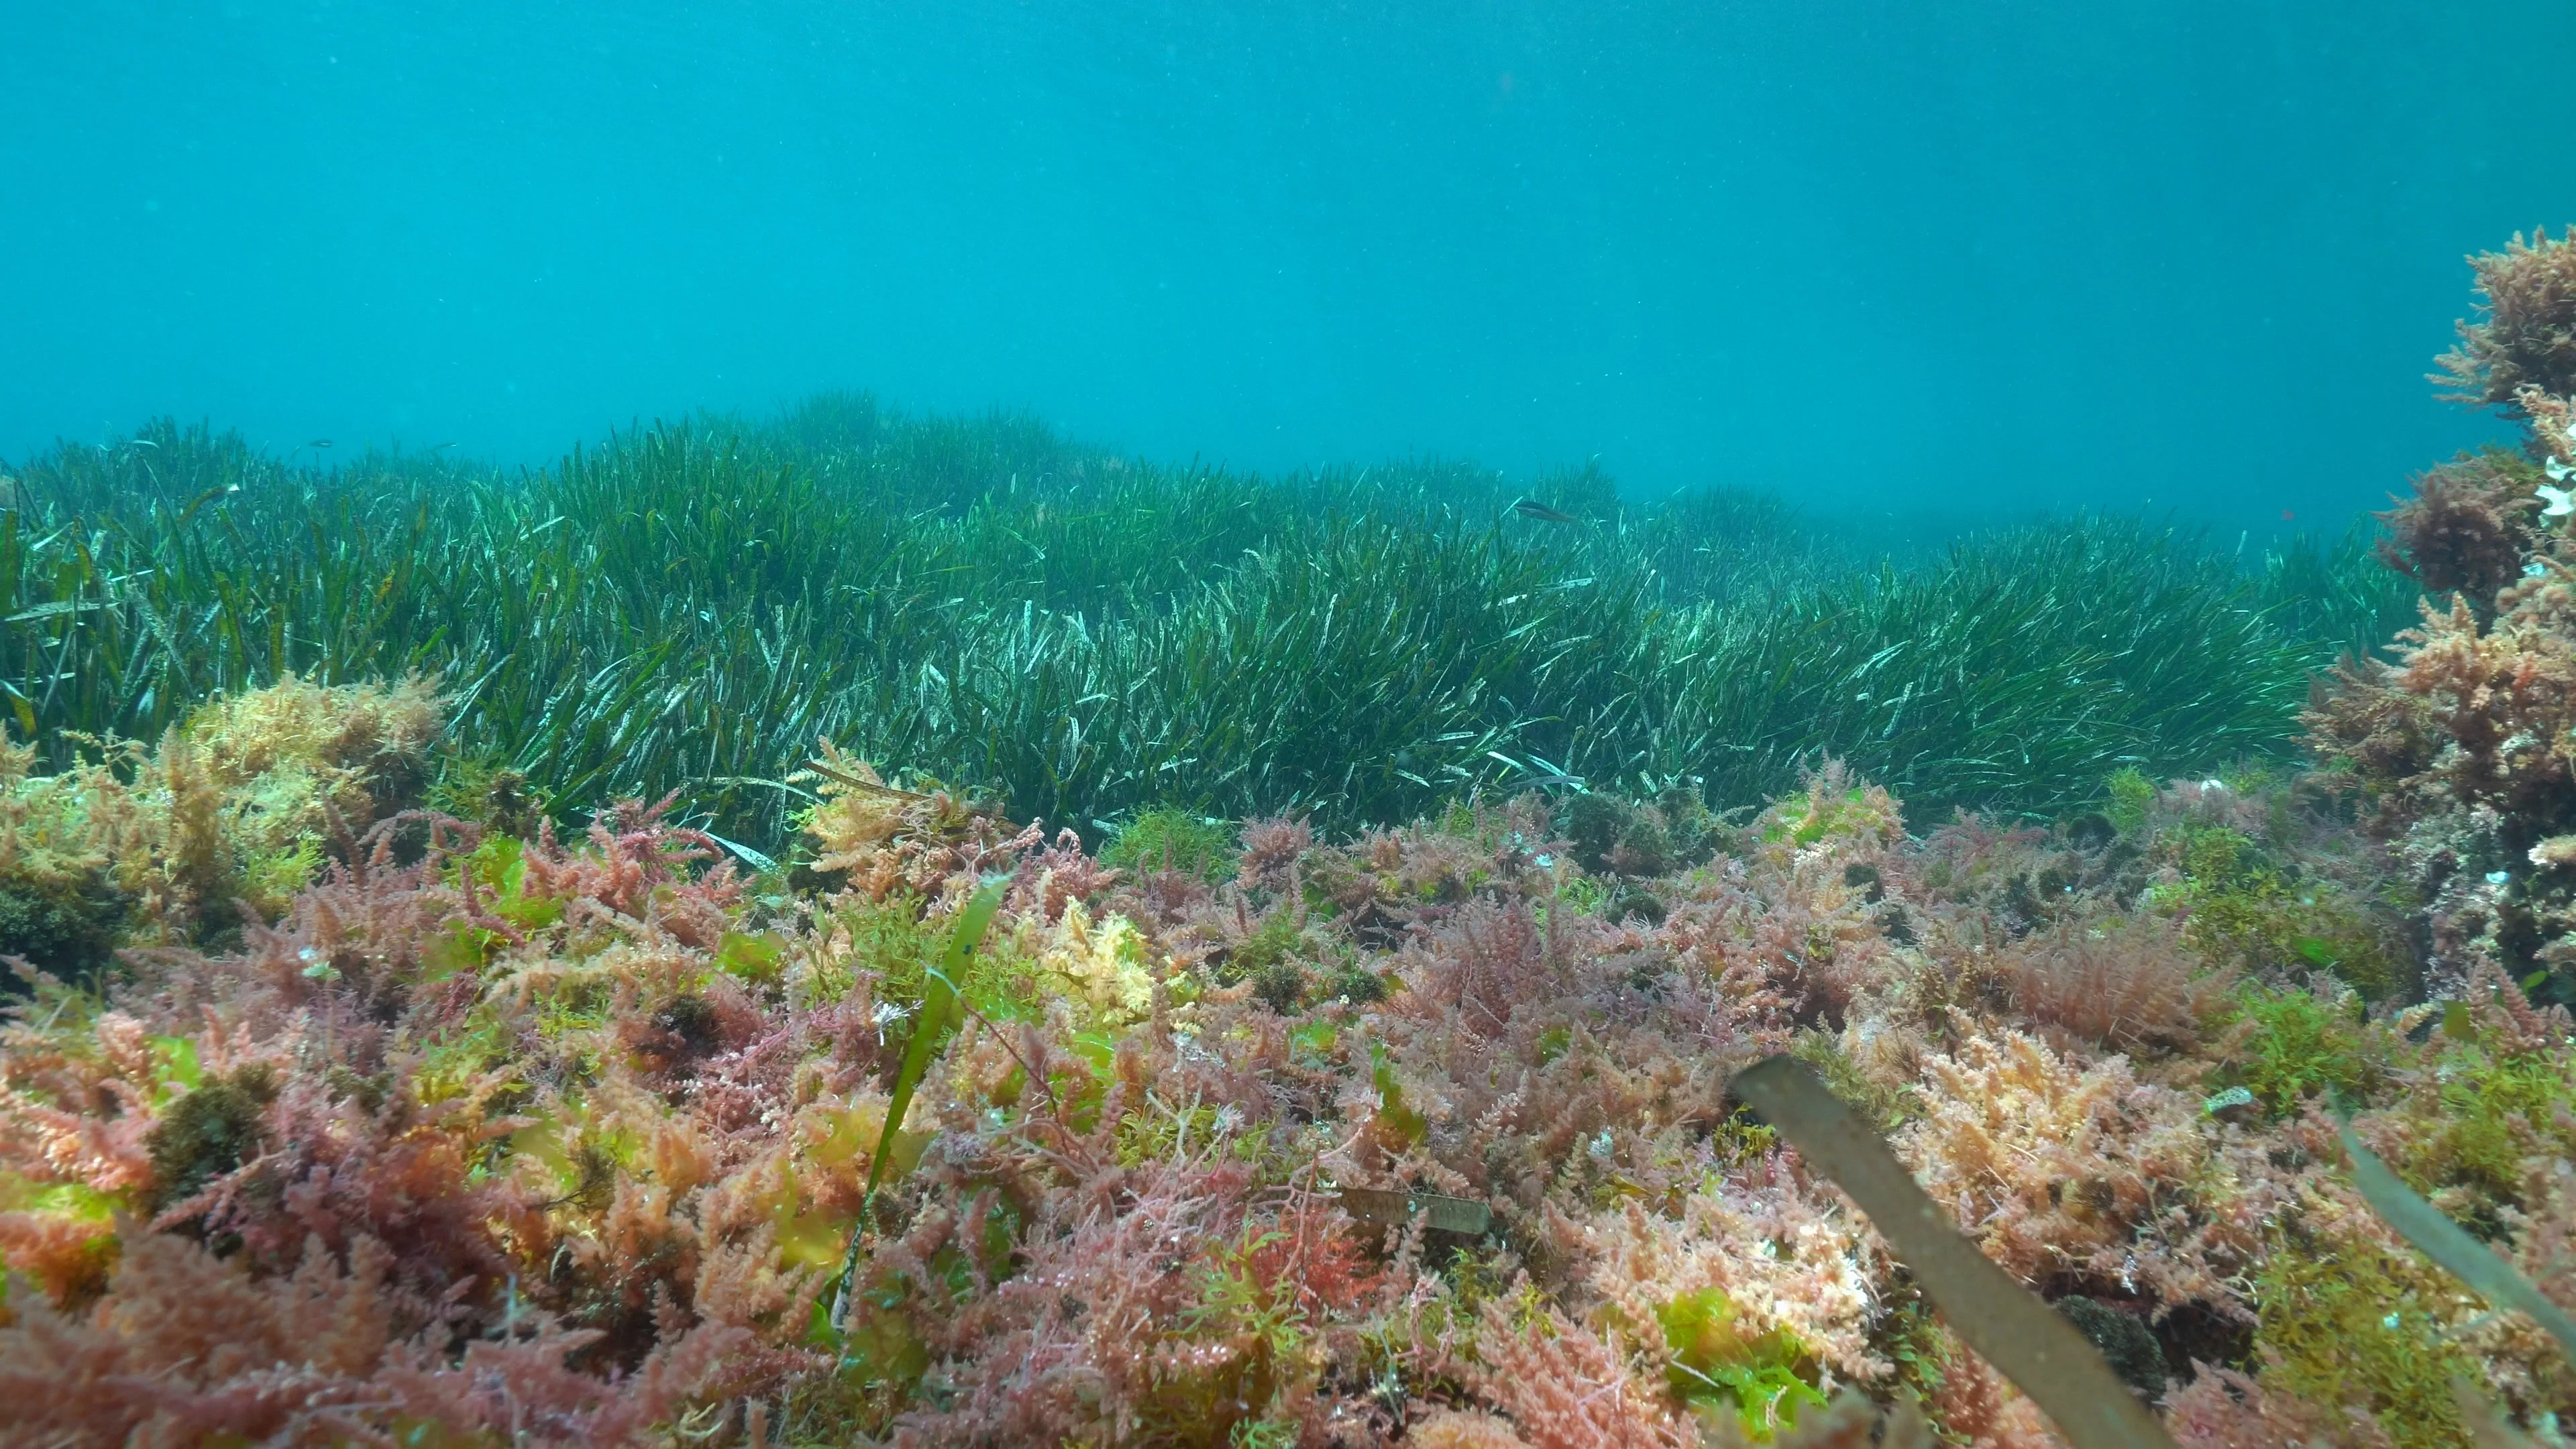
4,1,2568,532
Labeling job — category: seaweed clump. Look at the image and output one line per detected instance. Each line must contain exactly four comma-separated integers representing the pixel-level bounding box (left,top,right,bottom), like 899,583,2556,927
2314,227,2576,1001
2436,226,2576,411
0,674,440,975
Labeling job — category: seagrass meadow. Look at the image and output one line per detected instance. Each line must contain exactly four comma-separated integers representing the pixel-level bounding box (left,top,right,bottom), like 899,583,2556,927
0,394,2408,856
21,268,2576,1449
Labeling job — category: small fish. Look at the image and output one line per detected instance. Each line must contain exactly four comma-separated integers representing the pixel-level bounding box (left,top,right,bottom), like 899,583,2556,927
1511,496,1580,525
2280,508,2296,523
305,438,333,449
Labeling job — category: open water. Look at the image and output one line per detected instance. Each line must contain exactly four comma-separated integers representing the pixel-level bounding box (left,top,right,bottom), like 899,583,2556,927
5,1,2573,533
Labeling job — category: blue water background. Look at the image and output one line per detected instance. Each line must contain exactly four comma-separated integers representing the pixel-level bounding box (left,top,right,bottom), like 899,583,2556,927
5,1,2571,535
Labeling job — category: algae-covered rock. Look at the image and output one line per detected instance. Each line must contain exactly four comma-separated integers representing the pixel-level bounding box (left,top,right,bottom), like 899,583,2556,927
143,1063,276,1218
1563,786,1721,879
2054,1295,2167,1400
0,879,126,977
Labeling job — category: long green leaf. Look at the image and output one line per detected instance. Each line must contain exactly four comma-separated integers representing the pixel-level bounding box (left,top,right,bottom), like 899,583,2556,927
864,881,1002,1203
830,877,1005,1332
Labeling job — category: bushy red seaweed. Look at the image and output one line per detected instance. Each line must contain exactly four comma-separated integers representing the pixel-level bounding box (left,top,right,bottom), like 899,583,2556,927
1,708,2565,1449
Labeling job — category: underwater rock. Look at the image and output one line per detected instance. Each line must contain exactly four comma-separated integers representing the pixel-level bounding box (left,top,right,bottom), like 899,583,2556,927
2053,1296,2169,1401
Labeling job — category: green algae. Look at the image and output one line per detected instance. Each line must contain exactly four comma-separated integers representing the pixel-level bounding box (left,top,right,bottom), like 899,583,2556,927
2255,1229,2481,1449
1655,1287,1829,1440
2212,983,2390,1116
1101,805,1236,881
2149,821,2404,997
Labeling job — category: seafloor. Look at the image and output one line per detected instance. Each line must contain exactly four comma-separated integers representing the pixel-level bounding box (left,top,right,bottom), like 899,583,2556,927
3,231,2576,1448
